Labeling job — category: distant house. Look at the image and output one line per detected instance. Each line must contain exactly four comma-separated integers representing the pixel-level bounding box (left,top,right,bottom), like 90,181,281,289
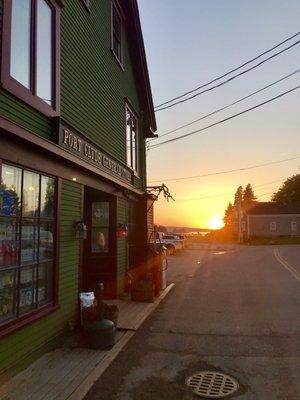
242,202,300,239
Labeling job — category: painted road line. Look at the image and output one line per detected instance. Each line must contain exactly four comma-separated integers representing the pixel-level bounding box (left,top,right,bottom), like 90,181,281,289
274,248,300,283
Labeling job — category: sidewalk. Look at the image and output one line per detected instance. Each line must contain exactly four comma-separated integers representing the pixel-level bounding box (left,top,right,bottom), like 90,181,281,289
0,284,174,400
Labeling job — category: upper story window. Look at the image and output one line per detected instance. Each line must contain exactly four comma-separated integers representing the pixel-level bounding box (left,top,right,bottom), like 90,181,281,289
0,163,56,328
126,105,139,174
1,0,60,117
111,1,123,67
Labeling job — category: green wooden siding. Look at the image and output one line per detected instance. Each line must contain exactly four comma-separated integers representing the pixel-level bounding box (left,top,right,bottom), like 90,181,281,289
61,1,143,175
0,0,145,190
117,197,127,295
0,180,81,382
0,90,53,140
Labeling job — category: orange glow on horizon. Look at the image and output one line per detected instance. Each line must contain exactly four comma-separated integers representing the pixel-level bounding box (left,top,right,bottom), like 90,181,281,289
207,216,224,230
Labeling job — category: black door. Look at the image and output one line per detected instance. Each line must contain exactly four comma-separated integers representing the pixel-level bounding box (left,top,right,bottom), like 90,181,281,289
82,187,117,299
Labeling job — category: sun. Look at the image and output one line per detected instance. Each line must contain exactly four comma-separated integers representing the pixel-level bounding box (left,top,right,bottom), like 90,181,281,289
208,216,224,230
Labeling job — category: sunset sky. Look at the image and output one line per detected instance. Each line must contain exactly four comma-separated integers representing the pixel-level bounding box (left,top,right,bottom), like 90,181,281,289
138,0,300,229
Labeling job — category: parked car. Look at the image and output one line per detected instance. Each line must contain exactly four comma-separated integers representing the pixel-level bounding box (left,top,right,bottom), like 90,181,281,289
155,232,184,255
174,234,188,249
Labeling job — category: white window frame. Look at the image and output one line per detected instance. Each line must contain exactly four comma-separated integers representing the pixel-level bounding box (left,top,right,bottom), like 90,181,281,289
111,1,123,68
82,0,91,11
125,104,139,175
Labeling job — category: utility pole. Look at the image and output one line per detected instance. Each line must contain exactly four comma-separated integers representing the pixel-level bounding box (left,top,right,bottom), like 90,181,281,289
238,198,242,243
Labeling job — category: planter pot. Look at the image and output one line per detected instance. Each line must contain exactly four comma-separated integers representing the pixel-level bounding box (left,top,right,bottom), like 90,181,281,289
131,279,154,302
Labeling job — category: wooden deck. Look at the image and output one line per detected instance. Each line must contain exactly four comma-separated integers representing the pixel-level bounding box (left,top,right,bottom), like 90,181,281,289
0,284,174,400
106,299,157,330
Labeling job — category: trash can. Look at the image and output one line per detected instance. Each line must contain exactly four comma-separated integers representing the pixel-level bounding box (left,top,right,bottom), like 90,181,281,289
85,319,115,349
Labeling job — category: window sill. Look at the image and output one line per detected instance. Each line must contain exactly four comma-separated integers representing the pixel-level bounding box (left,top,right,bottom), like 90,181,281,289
0,304,60,339
2,77,60,118
111,49,124,71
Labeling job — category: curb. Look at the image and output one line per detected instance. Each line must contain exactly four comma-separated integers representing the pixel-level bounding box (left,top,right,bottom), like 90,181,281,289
67,283,175,400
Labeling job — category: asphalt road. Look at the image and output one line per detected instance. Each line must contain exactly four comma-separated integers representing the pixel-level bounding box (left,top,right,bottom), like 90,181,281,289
85,243,300,400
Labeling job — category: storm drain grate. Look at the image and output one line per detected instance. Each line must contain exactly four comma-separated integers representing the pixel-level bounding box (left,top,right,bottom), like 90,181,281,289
186,371,239,398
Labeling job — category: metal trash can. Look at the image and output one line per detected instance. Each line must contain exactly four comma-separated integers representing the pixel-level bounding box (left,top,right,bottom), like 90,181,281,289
85,319,115,349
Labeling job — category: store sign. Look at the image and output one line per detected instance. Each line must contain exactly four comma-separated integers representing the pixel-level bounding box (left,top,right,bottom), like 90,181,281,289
59,128,132,182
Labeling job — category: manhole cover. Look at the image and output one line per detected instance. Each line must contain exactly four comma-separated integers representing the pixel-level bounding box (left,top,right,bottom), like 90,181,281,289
186,371,239,398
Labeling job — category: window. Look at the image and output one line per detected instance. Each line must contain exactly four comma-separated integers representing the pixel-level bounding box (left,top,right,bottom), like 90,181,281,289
0,163,56,327
1,0,60,116
91,202,109,253
291,221,297,232
126,105,139,173
270,221,276,232
111,2,123,66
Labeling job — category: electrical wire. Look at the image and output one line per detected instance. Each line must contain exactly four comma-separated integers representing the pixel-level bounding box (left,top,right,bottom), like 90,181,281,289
148,156,300,183
149,85,300,150
155,40,300,112
157,183,282,205
154,31,300,109
150,69,300,141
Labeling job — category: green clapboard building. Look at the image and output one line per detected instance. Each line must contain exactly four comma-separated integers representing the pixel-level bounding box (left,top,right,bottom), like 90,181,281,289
0,0,156,381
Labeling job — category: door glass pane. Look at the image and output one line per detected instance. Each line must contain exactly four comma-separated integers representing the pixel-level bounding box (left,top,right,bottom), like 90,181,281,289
40,176,55,217
0,218,19,268
0,164,22,216
0,269,16,323
10,0,31,88
23,171,40,217
91,228,109,253
19,266,36,315
39,222,54,261
36,0,53,105
21,220,38,265
38,262,52,304
92,202,109,227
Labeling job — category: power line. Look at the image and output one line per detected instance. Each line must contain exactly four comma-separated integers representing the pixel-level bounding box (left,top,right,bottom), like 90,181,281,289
154,31,300,109
150,69,300,141
157,190,276,206
157,180,283,205
149,85,300,150
155,39,300,112
148,156,300,183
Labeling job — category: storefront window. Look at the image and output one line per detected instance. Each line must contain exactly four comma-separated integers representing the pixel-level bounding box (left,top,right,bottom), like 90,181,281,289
0,164,56,325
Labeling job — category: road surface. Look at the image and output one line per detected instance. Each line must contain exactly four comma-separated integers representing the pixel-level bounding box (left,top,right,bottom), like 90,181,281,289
85,243,300,399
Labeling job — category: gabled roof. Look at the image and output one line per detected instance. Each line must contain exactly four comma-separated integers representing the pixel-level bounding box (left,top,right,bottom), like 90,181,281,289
121,0,157,137
245,202,300,215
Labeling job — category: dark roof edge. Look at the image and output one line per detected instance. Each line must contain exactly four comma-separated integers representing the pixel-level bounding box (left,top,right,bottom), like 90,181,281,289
244,201,300,215
124,0,157,137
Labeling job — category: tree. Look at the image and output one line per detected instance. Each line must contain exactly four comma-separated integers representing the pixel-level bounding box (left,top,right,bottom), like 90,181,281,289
234,186,243,206
272,174,300,203
243,183,256,207
223,202,234,228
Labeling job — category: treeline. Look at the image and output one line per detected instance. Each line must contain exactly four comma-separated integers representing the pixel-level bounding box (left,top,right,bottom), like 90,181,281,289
223,183,256,229
223,174,300,229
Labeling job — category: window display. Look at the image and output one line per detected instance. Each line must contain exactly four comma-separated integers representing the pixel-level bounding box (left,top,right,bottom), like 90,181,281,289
0,163,56,325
